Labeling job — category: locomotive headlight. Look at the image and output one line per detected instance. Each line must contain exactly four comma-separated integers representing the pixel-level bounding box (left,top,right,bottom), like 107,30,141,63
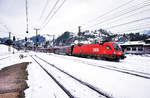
113,51,116,54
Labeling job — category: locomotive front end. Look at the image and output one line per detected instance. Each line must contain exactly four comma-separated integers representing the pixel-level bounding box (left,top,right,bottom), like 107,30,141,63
113,44,126,60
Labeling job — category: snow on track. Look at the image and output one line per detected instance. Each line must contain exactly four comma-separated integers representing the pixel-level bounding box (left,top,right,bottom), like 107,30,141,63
36,53,150,98
25,56,70,98
51,54,150,80
49,54,150,75
31,55,108,98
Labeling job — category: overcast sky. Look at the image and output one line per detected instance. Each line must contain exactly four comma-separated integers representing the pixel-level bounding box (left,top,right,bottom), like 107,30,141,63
0,0,150,38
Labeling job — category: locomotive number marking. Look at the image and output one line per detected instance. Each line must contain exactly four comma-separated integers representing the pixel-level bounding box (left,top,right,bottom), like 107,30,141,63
93,48,99,52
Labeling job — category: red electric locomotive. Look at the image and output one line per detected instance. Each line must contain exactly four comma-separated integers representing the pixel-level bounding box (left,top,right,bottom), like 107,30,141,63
72,42,125,60
53,41,126,61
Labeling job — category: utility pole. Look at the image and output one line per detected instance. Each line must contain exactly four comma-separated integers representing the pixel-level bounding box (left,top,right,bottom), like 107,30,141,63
53,35,55,48
34,28,40,51
8,32,11,52
78,26,81,44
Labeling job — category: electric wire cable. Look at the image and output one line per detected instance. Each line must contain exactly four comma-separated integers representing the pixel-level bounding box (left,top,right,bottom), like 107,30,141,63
116,25,150,33
88,0,135,23
99,8,150,28
39,0,51,22
88,8,150,31
70,0,136,32
104,16,150,29
84,0,150,30
41,0,67,30
40,0,61,28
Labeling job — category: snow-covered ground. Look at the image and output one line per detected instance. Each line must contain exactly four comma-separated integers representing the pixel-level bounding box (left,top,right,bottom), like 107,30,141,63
33,53,150,98
0,45,28,69
0,44,150,98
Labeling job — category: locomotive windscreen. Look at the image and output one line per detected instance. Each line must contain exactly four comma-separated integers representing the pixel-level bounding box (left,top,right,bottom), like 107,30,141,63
113,44,121,51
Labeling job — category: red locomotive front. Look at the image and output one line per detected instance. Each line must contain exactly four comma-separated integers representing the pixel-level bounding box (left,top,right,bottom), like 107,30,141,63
72,42,125,60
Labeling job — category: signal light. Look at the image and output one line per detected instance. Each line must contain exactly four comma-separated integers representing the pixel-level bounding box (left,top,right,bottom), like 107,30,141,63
25,37,27,41
13,36,16,41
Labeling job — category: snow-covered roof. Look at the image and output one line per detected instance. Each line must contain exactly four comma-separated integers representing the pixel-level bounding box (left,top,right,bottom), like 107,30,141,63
144,43,150,46
120,41,145,46
73,40,91,45
146,38,150,40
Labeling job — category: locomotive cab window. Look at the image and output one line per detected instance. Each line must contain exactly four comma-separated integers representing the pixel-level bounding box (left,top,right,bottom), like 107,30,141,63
113,44,121,51
106,46,111,49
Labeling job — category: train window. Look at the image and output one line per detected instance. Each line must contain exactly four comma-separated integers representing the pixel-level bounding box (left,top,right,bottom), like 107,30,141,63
132,47,136,51
106,46,111,49
138,47,143,51
113,44,121,51
126,47,130,51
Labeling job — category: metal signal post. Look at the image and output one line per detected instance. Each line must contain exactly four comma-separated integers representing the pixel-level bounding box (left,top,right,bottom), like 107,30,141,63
8,32,11,52
34,28,40,51
78,26,81,43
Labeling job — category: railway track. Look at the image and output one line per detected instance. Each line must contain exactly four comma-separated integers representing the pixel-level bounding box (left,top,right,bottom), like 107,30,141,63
31,56,74,98
49,54,150,80
0,56,11,60
31,55,111,98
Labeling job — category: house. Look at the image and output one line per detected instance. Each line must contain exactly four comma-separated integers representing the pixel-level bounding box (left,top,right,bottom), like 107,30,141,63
144,38,150,54
120,41,150,54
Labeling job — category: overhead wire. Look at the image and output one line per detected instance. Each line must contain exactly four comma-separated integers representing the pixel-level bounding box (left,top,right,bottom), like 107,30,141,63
70,0,136,32
83,0,150,30
88,0,135,23
116,22,150,30
97,8,150,28
41,0,67,30
0,23,23,38
0,23,9,32
110,21,150,32
38,0,51,22
104,16,150,30
40,0,61,28
35,0,150,34
117,25,150,33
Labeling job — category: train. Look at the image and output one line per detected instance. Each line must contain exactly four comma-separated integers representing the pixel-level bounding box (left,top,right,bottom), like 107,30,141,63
39,41,126,61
